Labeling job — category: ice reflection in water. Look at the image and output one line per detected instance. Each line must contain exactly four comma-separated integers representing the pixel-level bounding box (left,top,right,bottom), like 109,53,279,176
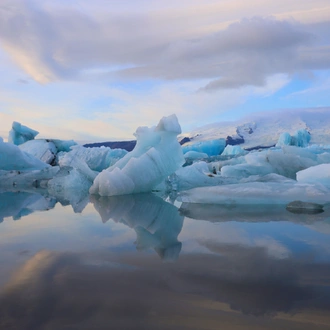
91,193,184,261
0,190,330,329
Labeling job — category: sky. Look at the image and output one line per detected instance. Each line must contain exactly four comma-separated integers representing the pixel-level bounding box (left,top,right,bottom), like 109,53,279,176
0,0,329,142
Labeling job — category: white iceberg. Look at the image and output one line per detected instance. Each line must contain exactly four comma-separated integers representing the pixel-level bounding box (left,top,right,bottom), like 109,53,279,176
219,146,319,180
168,161,232,191
59,145,127,172
0,138,50,171
297,164,330,188
90,114,185,196
8,121,39,145
178,181,330,205
19,139,57,164
221,145,247,156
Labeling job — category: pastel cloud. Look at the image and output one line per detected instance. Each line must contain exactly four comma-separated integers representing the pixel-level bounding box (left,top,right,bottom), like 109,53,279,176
0,0,329,140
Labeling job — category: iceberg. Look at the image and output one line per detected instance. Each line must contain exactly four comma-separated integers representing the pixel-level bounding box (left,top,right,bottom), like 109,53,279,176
219,146,318,180
178,181,330,205
168,161,232,191
276,129,311,147
183,150,208,160
47,167,91,213
0,167,59,189
90,114,185,196
19,139,57,165
182,138,226,156
0,138,50,171
297,164,330,187
59,145,127,172
221,145,247,156
8,121,39,145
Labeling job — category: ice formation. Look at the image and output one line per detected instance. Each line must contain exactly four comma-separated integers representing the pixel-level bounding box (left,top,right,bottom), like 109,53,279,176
59,145,127,172
168,161,231,191
8,122,39,145
213,146,322,180
0,138,50,171
183,150,208,160
276,129,311,147
221,145,247,156
19,139,57,164
0,109,329,210
90,114,185,196
182,138,226,156
178,181,330,205
297,164,330,187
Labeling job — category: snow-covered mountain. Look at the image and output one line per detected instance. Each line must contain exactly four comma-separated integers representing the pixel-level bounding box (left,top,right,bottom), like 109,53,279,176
181,107,330,149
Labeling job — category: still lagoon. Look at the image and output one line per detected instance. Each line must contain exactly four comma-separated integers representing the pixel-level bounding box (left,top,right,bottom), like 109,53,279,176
1,190,330,329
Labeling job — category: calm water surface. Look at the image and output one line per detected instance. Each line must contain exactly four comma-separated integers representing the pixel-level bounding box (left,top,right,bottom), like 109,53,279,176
1,190,330,330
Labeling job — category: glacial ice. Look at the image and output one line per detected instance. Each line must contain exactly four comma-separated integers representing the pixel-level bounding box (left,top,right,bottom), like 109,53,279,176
19,139,57,164
90,114,185,196
168,161,232,191
8,121,39,145
276,129,311,147
221,145,247,156
182,138,226,156
297,164,330,187
0,112,330,210
215,146,319,180
0,167,60,189
178,181,330,205
59,145,127,172
183,150,208,160
0,138,50,171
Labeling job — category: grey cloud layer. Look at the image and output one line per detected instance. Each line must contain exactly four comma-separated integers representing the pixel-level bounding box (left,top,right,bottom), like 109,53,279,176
0,1,329,90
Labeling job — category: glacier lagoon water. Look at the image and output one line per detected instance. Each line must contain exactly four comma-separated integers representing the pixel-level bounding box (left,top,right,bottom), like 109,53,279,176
1,191,330,329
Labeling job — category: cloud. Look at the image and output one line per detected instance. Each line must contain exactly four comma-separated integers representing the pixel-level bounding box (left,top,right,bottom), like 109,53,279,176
0,1,329,91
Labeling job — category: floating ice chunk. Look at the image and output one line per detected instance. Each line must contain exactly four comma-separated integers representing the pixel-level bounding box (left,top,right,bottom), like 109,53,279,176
19,140,57,164
0,139,50,171
178,181,330,205
51,139,77,152
292,129,311,147
182,139,226,156
0,166,60,188
90,114,185,196
221,147,317,180
179,202,328,223
91,193,183,260
169,161,233,191
240,173,296,184
8,122,39,145
221,145,247,156
297,164,330,187
60,145,127,172
276,129,310,147
184,151,208,159
47,167,91,213
276,132,292,147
